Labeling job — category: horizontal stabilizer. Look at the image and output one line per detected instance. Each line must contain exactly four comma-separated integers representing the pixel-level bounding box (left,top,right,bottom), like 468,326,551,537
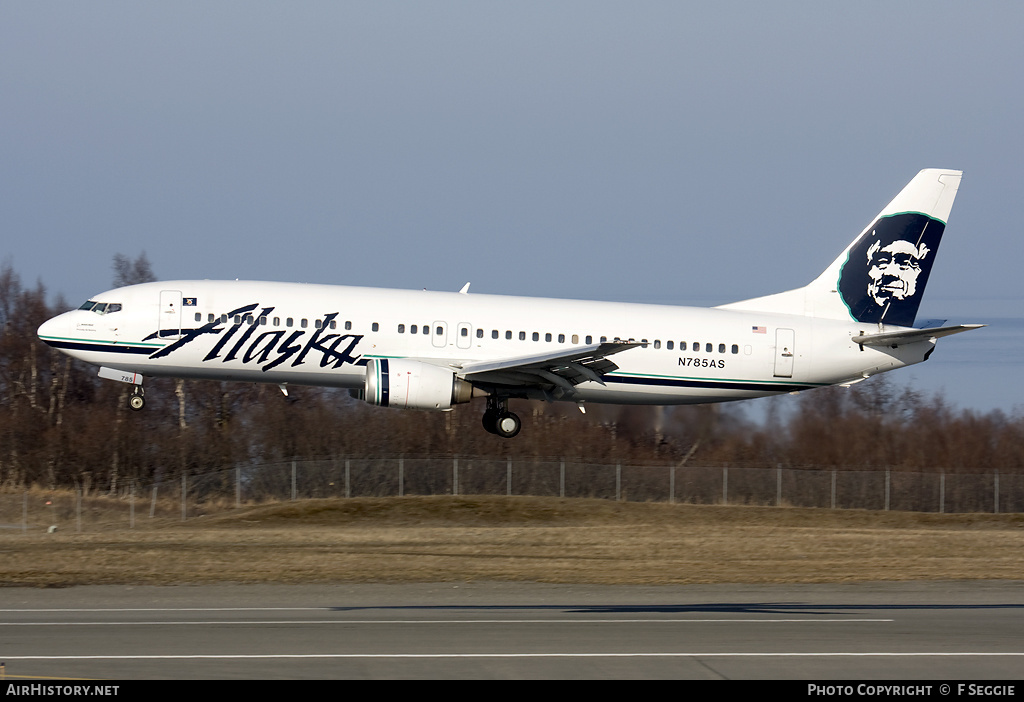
851,324,984,347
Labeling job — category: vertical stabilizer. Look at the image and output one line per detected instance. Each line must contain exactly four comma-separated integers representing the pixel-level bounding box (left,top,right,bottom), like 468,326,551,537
718,169,962,327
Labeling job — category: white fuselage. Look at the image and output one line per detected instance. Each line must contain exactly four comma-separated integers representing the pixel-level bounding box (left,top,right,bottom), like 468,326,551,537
37,279,932,406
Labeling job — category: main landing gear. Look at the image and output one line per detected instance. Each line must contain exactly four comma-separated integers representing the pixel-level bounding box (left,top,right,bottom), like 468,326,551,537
128,385,145,411
482,397,521,439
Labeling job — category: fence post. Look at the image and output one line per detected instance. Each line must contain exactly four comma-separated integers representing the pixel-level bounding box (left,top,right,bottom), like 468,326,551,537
181,474,187,521
76,487,82,533
507,457,512,496
291,460,297,500
831,470,836,510
940,470,945,514
995,470,999,514
130,480,135,529
885,469,890,511
776,464,782,506
615,462,621,501
560,460,565,498
722,466,728,505
669,464,675,504
22,491,27,533
345,458,351,498
453,458,459,496
398,458,404,497
235,466,241,508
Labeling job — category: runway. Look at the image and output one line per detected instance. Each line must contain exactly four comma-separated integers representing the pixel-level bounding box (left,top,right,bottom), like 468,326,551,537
1,581,1022,679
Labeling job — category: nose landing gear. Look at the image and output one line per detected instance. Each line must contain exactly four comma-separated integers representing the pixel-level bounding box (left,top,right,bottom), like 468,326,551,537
128,385,145,411
482,397,521,438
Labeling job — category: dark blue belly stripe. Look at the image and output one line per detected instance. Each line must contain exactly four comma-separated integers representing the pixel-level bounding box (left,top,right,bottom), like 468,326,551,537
602,374,814,393
42,339,156,355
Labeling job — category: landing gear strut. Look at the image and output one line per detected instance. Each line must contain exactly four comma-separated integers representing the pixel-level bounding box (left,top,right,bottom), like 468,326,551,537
482,396,521,439
128,385,145,411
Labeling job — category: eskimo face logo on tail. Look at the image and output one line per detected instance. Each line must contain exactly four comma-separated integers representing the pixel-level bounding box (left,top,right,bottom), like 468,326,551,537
866,238,929,306
838,212,945,327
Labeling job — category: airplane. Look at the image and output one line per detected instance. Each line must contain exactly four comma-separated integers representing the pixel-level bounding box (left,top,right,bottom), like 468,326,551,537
37,169,982,438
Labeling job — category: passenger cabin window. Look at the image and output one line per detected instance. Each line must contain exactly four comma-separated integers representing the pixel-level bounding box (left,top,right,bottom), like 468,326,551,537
732,344,739,354
301,319,308,328
345,321,352,330
476,328,483,338
373,323,380,332
286,317,293,327
667,341,674,350
719,343,726,353
398,324,405,333
411,325,418,334
492,330,499,339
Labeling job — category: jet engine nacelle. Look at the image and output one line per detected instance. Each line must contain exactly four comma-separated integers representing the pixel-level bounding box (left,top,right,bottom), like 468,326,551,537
364,358,474,410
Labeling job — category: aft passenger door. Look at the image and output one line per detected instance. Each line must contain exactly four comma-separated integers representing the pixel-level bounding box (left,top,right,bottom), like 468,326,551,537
774,328,795,378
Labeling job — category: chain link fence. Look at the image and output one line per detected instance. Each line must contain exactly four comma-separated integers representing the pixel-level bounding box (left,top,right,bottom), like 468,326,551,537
3,459,1022,532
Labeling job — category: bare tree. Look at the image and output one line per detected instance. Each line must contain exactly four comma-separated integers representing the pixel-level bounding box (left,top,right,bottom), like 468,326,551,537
109,253,158,493
112,252,156,288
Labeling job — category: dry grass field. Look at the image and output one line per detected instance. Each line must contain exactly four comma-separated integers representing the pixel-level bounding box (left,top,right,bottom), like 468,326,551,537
2,495,1023,587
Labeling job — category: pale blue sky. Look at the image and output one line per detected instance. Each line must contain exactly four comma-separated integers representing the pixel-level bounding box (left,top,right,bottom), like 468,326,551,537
3,2,1021,413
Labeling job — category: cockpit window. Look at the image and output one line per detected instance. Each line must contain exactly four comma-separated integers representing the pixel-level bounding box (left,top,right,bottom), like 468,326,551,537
78,300,122,315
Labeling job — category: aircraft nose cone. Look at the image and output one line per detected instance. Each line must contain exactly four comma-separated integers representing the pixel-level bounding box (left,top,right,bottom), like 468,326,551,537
37,314,66,345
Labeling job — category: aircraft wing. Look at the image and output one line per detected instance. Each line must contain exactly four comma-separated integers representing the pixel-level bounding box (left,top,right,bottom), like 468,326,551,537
851,324,985,347
454,342,639,398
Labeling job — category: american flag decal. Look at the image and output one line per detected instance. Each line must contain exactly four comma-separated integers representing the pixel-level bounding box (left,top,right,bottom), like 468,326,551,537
183,298,197,306
752,325,766,334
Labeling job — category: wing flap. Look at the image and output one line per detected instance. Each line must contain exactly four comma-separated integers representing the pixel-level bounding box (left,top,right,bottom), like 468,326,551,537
458,342,639,396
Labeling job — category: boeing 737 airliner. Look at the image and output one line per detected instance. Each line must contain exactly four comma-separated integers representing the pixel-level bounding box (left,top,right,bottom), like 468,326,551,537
38,169,981,438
